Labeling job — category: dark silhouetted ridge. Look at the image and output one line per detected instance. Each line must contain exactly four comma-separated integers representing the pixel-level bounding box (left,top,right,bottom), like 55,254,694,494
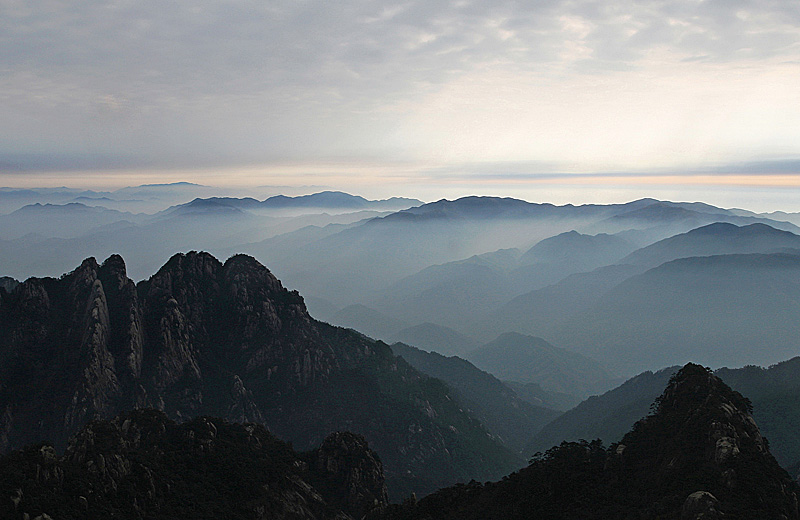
0,409,388,519
377,363,800,520
0,253,521,499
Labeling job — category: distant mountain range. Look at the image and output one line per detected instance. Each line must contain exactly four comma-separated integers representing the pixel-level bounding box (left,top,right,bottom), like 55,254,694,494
4,191,800,431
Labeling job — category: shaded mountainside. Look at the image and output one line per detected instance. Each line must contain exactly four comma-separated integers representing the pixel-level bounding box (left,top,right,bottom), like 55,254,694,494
369,231,638,334
389,343,560,453
526,366,679,457
378,364,800,520
327,304,411,342
716,357,800,469
0,253,521,499
466,332,617,398
0,409,387,519
555,252,800,375
503,381,581,412
390,323,478,357
474,263,646,342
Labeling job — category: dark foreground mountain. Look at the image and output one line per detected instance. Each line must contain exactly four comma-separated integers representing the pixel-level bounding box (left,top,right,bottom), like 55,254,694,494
0,253,520,499
0,409,387,519
376,364,800,520
528,357,800,473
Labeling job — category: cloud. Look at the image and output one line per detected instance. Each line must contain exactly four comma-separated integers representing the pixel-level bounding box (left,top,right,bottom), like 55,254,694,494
1,0,799,172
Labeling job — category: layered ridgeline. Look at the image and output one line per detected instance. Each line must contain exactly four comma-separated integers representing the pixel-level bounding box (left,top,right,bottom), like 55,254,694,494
0,253,521,498
0,410,388,519
378,364,800,520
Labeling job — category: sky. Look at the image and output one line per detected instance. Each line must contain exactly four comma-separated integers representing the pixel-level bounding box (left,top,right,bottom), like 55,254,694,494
2,0,800,209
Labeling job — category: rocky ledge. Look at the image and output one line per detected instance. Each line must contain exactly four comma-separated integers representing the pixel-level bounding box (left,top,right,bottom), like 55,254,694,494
0,409,388,519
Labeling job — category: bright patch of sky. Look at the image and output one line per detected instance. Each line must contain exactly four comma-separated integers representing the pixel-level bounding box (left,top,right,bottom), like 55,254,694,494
1,0,800,207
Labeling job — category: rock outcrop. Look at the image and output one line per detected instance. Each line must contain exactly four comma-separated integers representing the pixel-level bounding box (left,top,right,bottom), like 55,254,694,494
0,253,520,498
307,431,389,519
0,409,387,519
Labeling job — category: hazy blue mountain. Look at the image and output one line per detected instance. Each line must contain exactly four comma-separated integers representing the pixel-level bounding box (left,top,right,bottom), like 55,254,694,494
372,254,519,332
519,230,637,268
390,342,561,453
760,210,800,227
504,230,639,300
503,380,582,411
476,264,646,341
329,304,411,340
0,187,106,213
260,190,421,211
0,203,145,239
621,222,800,267
466,332,616,398
371,231,639,333
158,197,263,215
0,203,386,282
391,322,479,357
554,252,800,375
253,196,799,310
155,197,254,218
526,366,679,456
256,196,648,305
586,200,800,240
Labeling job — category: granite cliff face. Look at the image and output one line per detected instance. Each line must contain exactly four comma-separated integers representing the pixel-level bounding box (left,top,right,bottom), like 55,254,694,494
0,409,387,519
0,253,520,498
378,364,800,519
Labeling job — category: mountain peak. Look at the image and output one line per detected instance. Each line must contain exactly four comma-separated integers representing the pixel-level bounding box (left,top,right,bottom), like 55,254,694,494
613,363,795,518
386,363,800,519
650,362,753,418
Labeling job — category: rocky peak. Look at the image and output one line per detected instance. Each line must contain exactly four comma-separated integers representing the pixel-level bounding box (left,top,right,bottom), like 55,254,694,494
1,253,522,500
309,431,389,519
0,276,18,294
379,363,800,520
615,363,799,519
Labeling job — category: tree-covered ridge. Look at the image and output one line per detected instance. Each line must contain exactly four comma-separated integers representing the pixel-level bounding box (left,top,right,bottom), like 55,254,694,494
375,364,800,520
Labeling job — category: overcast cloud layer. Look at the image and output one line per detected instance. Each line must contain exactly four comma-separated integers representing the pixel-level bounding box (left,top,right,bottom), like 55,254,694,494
2,0,800,181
